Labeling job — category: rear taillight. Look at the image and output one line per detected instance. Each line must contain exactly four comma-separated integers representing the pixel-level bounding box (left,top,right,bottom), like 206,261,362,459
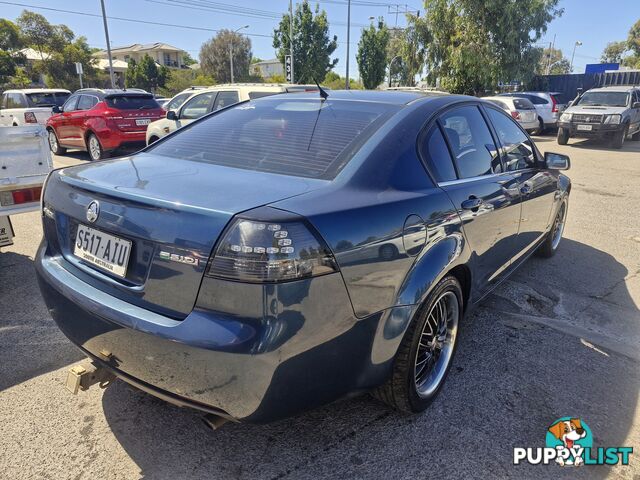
551,95,558,113
207,210,338,283
0,186,42,206
24,112,37,123
510,111,521,120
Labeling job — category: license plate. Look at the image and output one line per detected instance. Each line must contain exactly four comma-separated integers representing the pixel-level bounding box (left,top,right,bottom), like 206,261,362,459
0,216,14,247
577,124,592,131
73,224,131,278
136,118,151,126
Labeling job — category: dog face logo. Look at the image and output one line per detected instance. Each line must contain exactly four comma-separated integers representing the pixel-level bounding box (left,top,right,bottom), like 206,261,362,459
546,418,592,467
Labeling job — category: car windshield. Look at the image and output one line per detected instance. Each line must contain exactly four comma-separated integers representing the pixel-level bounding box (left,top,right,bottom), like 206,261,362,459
27,92,69,107
576,91,629,107
105,95,160,110
148,97,395,179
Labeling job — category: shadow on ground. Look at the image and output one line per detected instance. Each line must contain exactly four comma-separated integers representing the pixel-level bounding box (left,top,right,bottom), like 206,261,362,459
0,251,83,391
99,238,639,479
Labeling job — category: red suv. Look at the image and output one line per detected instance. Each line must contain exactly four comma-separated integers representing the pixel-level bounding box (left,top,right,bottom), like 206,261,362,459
46,89,165,161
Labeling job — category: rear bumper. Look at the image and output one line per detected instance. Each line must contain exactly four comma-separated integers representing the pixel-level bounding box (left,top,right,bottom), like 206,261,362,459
558,121,623,137
98,130,148,151
35,243,407,422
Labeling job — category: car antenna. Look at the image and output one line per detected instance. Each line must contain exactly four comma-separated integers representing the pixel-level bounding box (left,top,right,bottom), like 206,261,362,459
314,78,329,100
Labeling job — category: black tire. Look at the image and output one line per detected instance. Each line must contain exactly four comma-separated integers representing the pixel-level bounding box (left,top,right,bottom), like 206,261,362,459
373,275,463,413
537,200,567,258
148,136,159,145
630,129,640,141
536,117,545,135
557,127,569,145
47,128,66,155
87,133,108,161
610,125,628,149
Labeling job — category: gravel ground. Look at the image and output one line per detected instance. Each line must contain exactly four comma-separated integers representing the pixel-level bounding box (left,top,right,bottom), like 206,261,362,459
1,135,638,479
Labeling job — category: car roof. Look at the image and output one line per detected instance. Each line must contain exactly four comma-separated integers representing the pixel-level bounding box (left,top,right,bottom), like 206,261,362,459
3,88,70,94
587,85,638,93
260,89,443,105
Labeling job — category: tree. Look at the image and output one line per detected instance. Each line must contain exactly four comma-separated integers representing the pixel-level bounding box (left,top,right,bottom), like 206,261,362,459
0,19,24,86
125,54,168,92
273,1,338,83
322,71,363,90
413,0,562,94
357,19,389,89
158,69,215,96
537,47,571,75
200,29,252,83
601,41,627,63
182,52,198,66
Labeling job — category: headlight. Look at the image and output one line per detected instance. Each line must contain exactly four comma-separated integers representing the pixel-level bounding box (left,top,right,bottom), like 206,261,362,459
603,114,621,125
560,113,572,122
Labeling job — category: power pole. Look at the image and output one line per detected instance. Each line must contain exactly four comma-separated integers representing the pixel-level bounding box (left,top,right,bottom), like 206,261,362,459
229,42,234,83
100,0,116,88
545,34,556,75
345,0,351,89
289,0,295,84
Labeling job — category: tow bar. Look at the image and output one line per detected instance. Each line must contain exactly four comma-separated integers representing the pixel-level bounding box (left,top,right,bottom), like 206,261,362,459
65,359,116,395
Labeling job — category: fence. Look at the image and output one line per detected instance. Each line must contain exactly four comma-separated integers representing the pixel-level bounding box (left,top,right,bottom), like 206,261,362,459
528,71,640,100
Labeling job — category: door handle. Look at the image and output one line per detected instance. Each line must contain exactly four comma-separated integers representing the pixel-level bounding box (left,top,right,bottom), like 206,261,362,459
461,196,483,211
520,183,532,195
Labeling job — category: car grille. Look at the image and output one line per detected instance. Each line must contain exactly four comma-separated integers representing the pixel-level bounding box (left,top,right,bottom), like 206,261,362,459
572,114,603,124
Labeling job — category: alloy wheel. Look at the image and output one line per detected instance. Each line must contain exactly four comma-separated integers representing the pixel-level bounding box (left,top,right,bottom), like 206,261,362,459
48,131,58,152
89,136,101,160
551,203,566,250
414,290,459,398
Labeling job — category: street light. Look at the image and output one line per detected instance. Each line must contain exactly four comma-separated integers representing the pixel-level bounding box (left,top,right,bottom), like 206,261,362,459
388,55,402,87
230,25,249,84
570,41,582,73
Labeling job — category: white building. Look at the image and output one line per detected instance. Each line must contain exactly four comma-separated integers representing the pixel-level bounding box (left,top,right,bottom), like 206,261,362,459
250,59,284,80
93,43,187,69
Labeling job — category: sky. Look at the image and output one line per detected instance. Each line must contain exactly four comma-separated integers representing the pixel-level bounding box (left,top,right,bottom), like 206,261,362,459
0,0,638,79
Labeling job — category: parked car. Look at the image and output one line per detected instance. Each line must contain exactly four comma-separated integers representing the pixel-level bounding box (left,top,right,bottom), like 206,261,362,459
146,83,320,144
499,91,568,132
162,86,210,112
482,96,539,133
36,91,570,424
46,89,165,161
557,85,640,148
0,88,70,126
0,125,53,248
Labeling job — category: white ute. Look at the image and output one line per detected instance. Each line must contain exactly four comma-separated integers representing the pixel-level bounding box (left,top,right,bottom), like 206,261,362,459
0,125,53,248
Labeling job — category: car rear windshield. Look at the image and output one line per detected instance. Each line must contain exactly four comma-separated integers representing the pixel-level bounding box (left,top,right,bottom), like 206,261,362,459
148,98,395,179
105,95,160,110
512,98,535,110
576,91,629,107
551,93,568,104
27,92,69,107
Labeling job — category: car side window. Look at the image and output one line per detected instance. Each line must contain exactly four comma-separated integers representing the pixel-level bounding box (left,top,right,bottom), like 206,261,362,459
7,93,27,108
180,92,216,119
166,92,190,111
62,95,79,112
77,95,97,110
212,91,240,111
1,94,7,109
528,95,547,105
486,107,536,171
440,105,501,179
419,125,457,182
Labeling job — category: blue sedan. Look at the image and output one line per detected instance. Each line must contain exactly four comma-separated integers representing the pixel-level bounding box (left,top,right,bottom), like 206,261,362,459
36,90,570,424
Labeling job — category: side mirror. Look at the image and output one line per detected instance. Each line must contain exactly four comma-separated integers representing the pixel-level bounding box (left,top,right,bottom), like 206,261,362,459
633,102,640,109
52,105,61,114
166,110,178,120
545,152,570,170
566,100,574,108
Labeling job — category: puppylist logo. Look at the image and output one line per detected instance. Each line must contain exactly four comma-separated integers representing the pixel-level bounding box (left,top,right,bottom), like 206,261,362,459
514,417,633,467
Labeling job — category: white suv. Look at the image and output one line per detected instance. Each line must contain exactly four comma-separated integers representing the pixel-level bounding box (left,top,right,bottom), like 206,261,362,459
0,88,71,126
146,83,318,145
498,91,568,133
